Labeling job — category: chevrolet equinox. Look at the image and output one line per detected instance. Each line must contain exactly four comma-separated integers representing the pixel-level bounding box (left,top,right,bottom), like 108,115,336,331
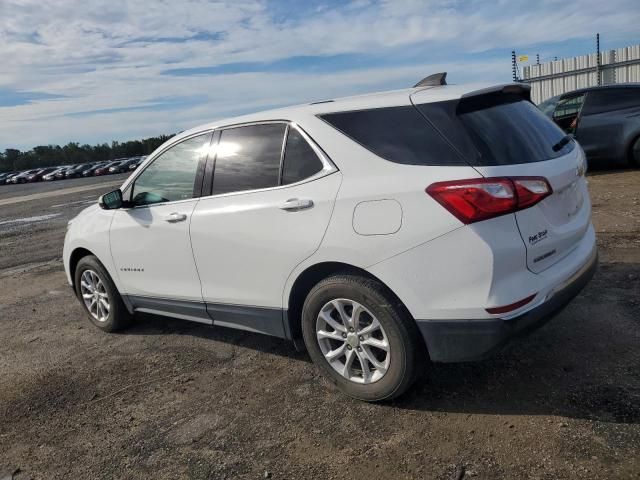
64,74,597,401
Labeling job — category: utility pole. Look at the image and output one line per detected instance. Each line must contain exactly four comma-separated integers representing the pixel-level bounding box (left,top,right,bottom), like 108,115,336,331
596,33,602,86
536,53,540,65
511,50,518,82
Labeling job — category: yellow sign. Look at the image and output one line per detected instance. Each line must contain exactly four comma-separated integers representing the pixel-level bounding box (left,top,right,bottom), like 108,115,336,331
518,55,529,63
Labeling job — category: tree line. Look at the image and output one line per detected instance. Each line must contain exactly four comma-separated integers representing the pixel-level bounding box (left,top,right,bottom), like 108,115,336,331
0,134,174,173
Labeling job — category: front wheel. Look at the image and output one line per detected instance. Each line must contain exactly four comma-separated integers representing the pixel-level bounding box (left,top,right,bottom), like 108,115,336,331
301,274,422,401
74,255,132,332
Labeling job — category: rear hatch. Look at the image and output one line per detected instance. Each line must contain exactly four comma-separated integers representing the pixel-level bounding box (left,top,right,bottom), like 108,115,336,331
411,86,591,273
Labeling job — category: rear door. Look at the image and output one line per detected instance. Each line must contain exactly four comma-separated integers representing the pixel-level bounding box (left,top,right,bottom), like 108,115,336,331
190,122,340,336
413,89,591,273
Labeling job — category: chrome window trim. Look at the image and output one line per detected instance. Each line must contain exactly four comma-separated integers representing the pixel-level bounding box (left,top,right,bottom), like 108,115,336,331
277,123,290,185
121,119,338,207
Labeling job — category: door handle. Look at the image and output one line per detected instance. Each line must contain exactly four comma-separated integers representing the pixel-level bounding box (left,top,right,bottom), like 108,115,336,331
279,198,314,212
164,212,188,223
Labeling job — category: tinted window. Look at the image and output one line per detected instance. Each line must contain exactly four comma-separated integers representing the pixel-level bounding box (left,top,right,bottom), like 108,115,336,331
212,124,286,195
583,88,640,115
320,106,466,166
132,133,209,206
417,94,573,166
281,128,324,185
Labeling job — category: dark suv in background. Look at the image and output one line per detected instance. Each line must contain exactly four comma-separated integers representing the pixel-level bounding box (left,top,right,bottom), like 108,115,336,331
538,84,640,167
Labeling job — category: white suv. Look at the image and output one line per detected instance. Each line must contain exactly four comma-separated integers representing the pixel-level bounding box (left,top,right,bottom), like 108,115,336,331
64,75,597,401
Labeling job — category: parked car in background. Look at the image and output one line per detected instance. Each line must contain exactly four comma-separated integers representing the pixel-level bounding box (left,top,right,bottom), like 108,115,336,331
109,158,138,173
7,173,19,184
9,169,40,183
64,78,596,401
107,160,130,174
65,163,94,178
0,172,17,185
538,84,640,166
54,165,75,179
26,167,59,182
94,161,120,176
128,156,146,171
42,167,65,181
82,162,109,177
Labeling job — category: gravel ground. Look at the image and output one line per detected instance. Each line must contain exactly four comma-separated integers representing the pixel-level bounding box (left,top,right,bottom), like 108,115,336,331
0,169,639,480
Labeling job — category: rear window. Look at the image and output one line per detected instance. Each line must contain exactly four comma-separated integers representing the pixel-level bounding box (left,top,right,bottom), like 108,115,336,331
319,106,466,166
416,94,574,166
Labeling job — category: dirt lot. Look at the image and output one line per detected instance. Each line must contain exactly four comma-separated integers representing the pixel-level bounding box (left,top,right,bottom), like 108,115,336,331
0,170,639,480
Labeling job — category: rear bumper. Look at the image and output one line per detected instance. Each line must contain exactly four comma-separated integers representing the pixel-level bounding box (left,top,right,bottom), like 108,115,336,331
417,247,598,363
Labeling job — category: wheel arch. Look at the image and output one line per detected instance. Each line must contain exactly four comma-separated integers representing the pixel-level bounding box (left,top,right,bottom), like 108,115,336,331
68,247,96,290
626,130,640,166
285,261,416,343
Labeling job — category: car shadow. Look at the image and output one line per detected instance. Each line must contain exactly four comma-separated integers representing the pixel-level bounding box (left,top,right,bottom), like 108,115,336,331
586,162,638,175
127,311,306,361
126,262,639,425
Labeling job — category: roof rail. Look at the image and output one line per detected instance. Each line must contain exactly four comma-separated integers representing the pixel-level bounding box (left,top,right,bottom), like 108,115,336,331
413,72,447,88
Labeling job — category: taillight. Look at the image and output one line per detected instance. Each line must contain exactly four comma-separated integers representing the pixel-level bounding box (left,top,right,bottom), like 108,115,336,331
426,176,552,224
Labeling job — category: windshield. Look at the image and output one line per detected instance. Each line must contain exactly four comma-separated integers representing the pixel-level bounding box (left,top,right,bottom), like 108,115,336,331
537,95,561,117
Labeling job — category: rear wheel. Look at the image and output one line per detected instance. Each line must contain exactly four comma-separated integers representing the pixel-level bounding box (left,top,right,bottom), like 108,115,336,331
74,255,132,332
301,274,421,401
630,137,640,167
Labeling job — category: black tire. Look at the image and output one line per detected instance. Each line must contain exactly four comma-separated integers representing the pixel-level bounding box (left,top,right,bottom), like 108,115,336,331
301,274,422,402
630,137,640,167
74,255,132,332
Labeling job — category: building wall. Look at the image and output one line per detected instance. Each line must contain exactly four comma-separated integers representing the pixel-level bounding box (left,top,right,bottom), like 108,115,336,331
523,44,640,104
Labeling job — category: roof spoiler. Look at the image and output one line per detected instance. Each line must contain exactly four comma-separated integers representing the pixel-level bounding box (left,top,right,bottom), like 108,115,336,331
413,72,447,88
461,83,531,101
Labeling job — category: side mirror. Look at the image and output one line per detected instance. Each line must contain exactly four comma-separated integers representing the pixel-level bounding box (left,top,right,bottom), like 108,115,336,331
99,189,123,210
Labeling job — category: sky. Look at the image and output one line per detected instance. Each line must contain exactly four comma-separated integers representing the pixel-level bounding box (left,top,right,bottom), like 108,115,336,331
1,0,639,150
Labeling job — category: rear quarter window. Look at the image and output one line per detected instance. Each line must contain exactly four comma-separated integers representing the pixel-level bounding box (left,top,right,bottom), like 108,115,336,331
281,127,324,185
319,106,467,166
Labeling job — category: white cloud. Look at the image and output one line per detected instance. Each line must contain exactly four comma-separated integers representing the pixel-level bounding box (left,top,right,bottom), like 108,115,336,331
1,0,639,148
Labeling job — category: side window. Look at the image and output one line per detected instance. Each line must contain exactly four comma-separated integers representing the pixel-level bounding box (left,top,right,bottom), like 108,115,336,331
131,133,209,206
281,127,324,185
552,94,585,133
583,88,640,115
553,94,585,119
320,106,466,166
212,123,286,195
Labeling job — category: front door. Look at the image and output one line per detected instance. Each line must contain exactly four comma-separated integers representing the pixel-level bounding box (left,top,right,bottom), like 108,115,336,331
110,132,211,305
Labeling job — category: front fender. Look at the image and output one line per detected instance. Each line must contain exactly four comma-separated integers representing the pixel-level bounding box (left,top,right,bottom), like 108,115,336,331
63,205,119,291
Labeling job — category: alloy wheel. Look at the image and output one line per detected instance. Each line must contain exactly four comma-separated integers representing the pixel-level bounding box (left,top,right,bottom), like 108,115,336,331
316,298,390,384
80,269,110,322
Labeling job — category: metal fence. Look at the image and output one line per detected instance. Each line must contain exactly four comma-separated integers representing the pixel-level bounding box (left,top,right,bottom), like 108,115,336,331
522,44,640,104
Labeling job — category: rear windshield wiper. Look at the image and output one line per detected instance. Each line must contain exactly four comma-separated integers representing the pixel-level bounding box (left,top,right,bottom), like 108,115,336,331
552,134,573,152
